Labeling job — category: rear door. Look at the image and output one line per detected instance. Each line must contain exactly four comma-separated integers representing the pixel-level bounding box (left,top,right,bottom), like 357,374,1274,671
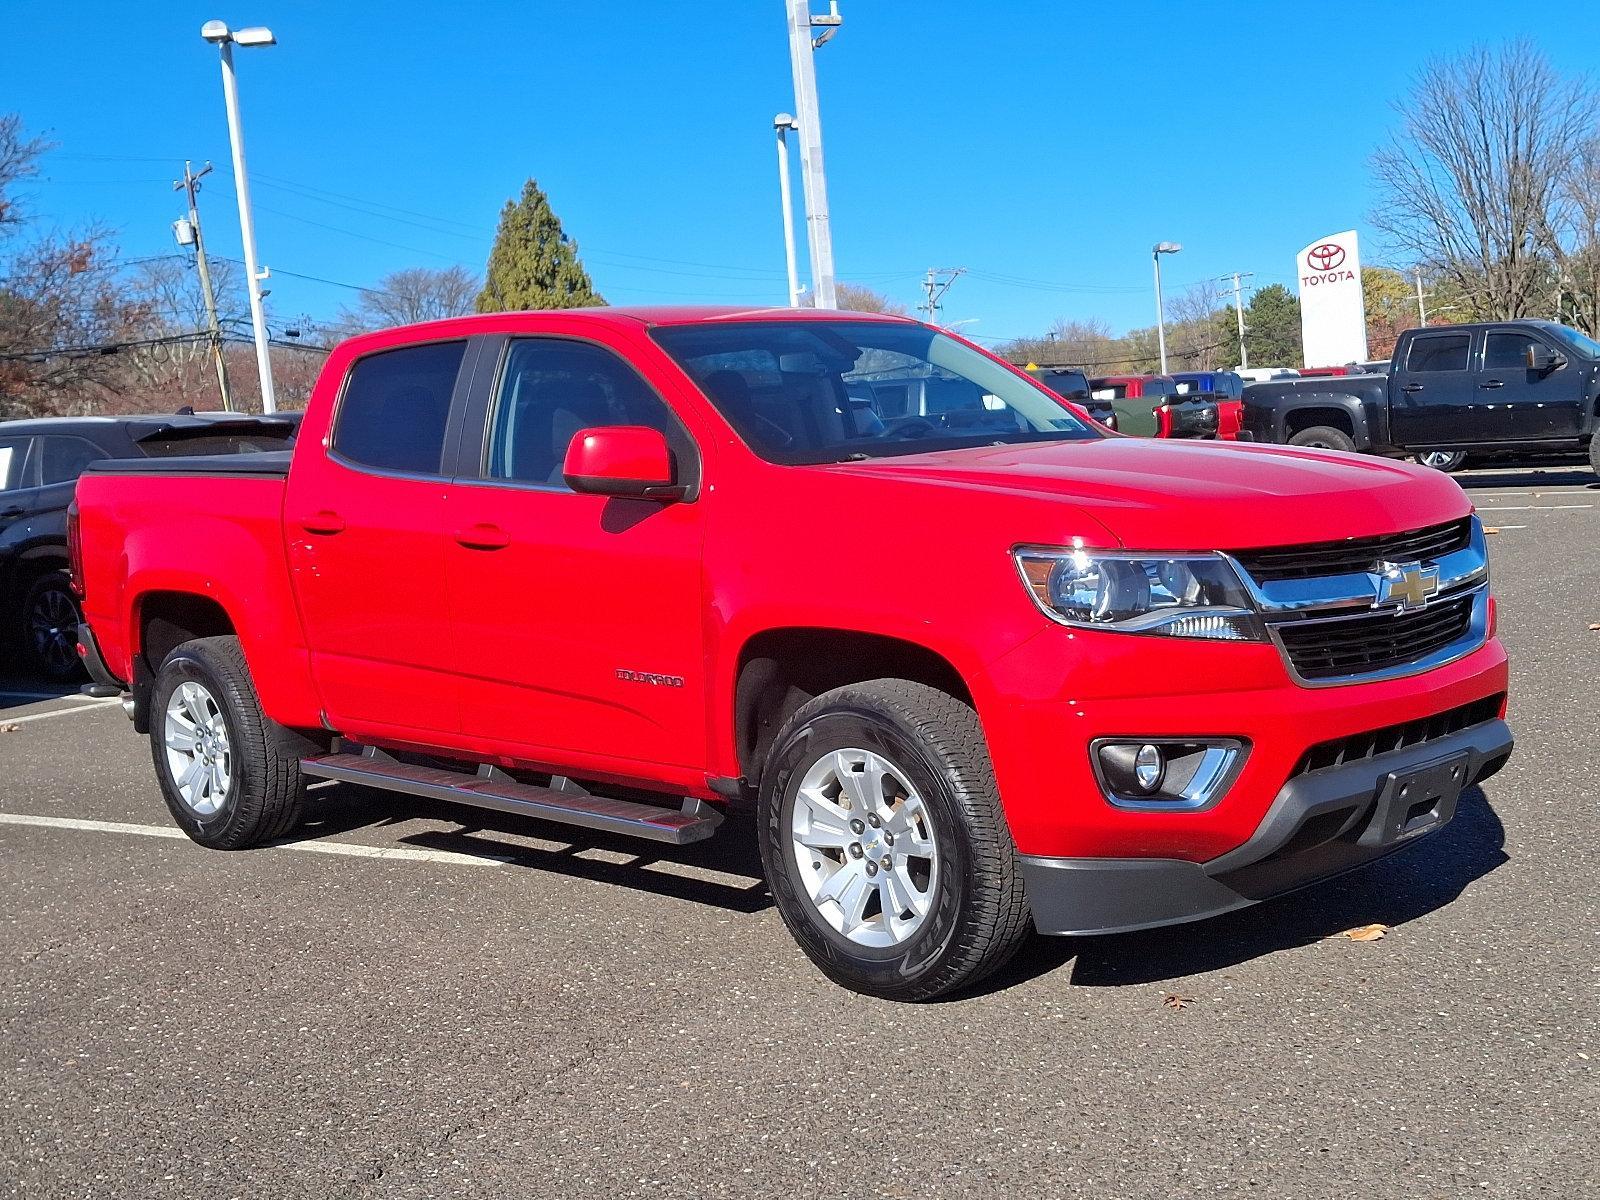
285,338,473,736
0,436,38,536
1477,327,1585,442
445,333,708,772
1390,330,1480,446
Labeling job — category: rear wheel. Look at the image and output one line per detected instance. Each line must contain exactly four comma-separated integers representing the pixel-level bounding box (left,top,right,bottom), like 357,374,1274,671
19,570,83,681
757,679,1030,1001
1417,450,1469,472
150,635,304,849
1287,425,1356,453
1589,434,1600,480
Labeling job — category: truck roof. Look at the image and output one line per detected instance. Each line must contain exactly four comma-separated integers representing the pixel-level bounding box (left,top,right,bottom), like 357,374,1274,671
335,305,921,354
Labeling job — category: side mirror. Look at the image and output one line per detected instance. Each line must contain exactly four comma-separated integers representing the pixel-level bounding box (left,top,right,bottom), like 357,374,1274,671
1526,344,1564,373
562,426,683,500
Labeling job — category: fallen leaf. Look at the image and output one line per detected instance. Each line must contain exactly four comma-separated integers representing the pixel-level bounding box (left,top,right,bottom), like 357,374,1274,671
1332,923,1389,942
1588,623,1600,631
1483,527,1500,535
0,723,18,733
1163,993,1193,1010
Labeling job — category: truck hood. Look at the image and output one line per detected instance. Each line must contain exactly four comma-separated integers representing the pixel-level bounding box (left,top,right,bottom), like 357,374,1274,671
821,438,1471,550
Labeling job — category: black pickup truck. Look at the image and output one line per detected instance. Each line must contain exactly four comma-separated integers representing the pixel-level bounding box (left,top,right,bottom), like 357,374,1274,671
1240,320,1600,475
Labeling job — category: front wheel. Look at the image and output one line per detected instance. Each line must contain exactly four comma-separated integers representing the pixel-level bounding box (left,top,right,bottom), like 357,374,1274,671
757,679,1030,1001
1416,450,1469,472
1287,425,1357,453
150,635,304,849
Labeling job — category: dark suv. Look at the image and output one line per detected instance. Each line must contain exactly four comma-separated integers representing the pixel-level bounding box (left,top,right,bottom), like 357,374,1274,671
0,411,300,678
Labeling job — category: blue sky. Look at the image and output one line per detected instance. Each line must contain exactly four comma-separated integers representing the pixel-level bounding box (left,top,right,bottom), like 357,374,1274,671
7,1,1600,345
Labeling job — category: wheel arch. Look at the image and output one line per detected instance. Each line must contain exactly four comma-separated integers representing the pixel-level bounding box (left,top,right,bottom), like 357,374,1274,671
729,627,976,789
1282,398,1364,442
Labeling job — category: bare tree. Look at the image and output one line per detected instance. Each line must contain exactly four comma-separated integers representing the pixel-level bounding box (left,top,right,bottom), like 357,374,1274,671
1165,283,1229,371
333,266,480,336
835,283,910,315
0,114,50,238
1370,41,1597,321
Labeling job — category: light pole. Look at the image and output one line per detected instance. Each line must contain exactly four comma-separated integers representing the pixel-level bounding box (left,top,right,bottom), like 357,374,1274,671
784,0,841,309
201,19,277,413
773,114,801,307
1151,241,1182,374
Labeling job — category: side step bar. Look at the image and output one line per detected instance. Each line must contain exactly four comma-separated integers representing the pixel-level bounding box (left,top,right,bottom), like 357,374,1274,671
300,747,723,845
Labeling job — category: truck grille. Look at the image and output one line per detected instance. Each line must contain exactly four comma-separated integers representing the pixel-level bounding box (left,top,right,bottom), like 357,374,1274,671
1274,594,1476,680
1231,518,1472,582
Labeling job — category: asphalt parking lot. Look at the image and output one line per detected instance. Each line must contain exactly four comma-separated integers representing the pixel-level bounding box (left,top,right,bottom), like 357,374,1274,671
1,466,1595,1200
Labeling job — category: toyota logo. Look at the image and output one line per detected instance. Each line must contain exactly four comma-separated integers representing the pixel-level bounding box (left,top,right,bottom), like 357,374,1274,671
1307,243,1346,271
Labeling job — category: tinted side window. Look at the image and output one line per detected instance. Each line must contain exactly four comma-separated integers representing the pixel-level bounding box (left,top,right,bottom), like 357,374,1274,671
333,340,467,474
1407,334,1471,373
39,435,109,485
1484,332,1538,371
486,339,684,486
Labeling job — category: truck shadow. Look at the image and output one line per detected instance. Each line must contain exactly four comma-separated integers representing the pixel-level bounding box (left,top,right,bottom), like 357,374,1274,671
1454,466,1595,490
974,785,1508,995
288,783,773,915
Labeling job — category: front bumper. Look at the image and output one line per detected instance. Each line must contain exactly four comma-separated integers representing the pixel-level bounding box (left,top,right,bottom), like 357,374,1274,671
1021,717,1512,935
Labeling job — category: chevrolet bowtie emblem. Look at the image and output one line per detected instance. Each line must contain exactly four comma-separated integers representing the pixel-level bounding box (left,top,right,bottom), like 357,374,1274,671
1373,560,1440,612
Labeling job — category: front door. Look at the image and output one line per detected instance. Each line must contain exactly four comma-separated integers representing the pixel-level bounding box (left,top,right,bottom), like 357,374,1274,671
446,335,707,774
285,338,472,737
1478,327,1586,442
1391,329,1480,446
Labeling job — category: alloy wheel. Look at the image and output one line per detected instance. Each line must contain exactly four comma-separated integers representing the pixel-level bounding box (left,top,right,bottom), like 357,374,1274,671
789,748,940,948
163,681,234,816
28,584,79,678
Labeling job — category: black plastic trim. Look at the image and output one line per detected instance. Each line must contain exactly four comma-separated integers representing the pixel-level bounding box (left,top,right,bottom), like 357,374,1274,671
74,621,124,689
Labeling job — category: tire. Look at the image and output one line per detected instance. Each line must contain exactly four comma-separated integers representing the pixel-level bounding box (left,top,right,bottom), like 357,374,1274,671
149,635,304,849
19,570,84,681
1287,425,1357,453
1590,435,1600,480
757,679,1030,1001
1416,450,1469,472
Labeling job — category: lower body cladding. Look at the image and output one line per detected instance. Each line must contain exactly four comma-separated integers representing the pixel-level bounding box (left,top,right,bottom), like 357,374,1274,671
1022,717,1513,935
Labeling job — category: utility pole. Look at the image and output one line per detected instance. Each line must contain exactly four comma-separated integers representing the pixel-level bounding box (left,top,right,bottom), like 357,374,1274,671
1218,271,1254,370
784,0,841,309
920,267,966,325
173,161,234,411
1414,268,1429,326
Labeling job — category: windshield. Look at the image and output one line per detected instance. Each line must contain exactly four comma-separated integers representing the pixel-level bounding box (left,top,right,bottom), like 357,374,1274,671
652,320,1097,464
1543,323,1600,359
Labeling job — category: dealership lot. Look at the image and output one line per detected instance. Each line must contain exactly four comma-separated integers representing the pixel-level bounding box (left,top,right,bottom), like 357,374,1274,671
1,468,1595,1200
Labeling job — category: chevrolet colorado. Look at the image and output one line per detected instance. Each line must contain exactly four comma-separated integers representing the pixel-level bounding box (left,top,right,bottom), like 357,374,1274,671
72,307,1513,1001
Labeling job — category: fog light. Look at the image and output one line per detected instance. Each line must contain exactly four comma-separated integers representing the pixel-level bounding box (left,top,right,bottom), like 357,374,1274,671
1092,738,1248,811
1134,744,1163,791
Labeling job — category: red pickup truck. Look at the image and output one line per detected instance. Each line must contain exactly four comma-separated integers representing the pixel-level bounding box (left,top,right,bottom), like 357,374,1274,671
71,307,1513,1001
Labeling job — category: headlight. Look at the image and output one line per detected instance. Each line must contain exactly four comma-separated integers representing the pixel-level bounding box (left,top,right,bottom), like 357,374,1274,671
1014,545,1265,640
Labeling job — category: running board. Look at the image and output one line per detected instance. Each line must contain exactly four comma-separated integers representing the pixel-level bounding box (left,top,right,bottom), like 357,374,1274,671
299,748,722,845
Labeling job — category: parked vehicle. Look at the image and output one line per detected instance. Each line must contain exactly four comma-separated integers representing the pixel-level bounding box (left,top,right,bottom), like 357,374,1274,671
1089,374,1218,438
1,411,300,678
1170,370,1245,440
1235,367,1301,383
1298,366,1355,378
73,308,1513,1001
1240,320,1600,476
1025,367,1116,428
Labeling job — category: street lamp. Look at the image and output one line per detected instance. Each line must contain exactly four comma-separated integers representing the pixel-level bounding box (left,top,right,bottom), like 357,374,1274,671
773,114,801,307
1152,241,1182,375
201,19,278,413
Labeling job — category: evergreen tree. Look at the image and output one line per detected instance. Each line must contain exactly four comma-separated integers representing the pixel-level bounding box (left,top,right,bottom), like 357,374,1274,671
476,179,604,312
1242,284,1303,368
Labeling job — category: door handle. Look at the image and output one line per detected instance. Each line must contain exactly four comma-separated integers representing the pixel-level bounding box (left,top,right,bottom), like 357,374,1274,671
1400,383,1425,393
299,510,346,535
454,523,510,551
0,506,24,519
1479,379,1505,389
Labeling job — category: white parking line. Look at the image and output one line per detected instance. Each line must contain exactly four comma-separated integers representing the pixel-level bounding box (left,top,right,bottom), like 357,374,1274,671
1,698,121,726
0,812,510,867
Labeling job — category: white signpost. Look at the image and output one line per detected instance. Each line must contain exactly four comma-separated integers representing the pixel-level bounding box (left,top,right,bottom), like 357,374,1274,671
1296,230,1369,368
